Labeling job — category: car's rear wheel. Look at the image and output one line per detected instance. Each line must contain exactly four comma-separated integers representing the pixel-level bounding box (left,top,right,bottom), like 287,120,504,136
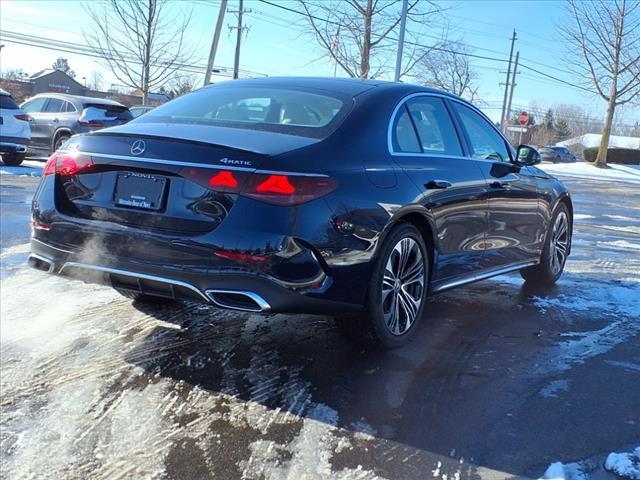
335,223,429,349
53,133,71,152
1,152,25,166
115,288,177,305
520,203,571,286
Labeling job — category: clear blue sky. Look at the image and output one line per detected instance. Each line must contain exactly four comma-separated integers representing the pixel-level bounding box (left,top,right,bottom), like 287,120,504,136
1,0,638,126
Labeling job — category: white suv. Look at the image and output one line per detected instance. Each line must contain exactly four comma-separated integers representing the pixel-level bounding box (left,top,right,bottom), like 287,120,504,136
0,89,31,166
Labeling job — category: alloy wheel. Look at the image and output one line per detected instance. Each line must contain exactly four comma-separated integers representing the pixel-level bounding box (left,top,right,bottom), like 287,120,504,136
381,237,425,335
550,211,570,275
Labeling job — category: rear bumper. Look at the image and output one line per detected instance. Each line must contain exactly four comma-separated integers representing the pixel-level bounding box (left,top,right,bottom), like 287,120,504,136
29,238,361,315
0,141,28,155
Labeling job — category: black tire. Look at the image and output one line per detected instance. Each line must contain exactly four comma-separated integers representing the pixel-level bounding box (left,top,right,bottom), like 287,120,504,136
520,203,571,286
335,223,430,350
1,152,25,166
115,288,177,305
53,133,71,152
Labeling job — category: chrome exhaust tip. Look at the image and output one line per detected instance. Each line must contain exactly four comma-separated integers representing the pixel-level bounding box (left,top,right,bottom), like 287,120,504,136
28,253,54,273
206,289,271,313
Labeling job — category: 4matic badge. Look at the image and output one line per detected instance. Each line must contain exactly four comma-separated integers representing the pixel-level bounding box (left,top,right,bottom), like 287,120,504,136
219,157,252,167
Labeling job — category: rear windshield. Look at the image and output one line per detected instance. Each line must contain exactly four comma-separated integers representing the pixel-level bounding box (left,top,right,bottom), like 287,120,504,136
0,95,19,110
137,85,350,138
83,103,133,121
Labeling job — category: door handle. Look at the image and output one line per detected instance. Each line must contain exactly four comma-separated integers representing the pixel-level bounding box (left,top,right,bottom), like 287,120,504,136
425,179,452,189
490,181,509,189
52,118,59,123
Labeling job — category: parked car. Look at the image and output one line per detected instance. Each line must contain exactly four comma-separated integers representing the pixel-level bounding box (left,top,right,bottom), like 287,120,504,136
0,89,31,166
129,105,155,118
28,77,573,349
20,93,133,154
539,146,576,163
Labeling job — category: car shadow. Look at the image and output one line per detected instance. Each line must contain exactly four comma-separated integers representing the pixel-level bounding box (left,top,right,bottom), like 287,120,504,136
122,276,626,479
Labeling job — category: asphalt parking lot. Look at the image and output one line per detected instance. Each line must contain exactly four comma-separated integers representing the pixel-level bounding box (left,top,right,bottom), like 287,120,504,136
1,164,638,479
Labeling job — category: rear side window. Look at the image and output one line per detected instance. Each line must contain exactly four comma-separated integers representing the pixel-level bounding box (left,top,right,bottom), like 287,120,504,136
138,86,348,138
64,101,77,113
392,107,421,153
452,103,511,162
44,98,64,113
0,95,19,109
405,97,462,156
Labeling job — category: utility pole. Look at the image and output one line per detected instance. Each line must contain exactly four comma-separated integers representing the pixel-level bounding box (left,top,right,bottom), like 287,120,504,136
394,0,409,82
230,0,250,80
203,0,228,86
499,29,517,133
505,50,520,134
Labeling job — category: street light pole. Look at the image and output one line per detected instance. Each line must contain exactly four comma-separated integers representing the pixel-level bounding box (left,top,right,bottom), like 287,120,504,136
394,0,408,82
204,0,228,86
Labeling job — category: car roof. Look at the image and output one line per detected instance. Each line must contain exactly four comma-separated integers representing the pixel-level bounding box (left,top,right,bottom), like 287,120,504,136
30,92,126,107
202,76,459,99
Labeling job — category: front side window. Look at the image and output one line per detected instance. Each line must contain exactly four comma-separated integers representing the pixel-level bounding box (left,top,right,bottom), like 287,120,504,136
21,97,48,113
139,86,348,139
405,97,462,156
453,103,511,162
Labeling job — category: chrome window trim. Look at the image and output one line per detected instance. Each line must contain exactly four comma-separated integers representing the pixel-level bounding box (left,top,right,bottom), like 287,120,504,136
387,92,514,162
62,150,329,177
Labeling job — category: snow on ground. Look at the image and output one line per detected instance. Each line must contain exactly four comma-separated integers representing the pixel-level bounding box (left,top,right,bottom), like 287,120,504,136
604,447,640,479
0,160,44,177
538,162,640,185
539,461,587,480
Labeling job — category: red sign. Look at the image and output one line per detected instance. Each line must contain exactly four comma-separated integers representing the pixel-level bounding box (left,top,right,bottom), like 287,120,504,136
518,111,529,126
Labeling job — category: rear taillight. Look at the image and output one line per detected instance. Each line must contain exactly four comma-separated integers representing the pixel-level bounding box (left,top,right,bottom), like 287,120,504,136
242,173,337,206
78,120,106,128
181,168,337,206
14,114,30,122
43,152,94,176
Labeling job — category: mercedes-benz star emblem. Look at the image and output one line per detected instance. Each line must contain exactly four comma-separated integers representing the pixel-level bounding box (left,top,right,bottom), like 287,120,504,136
130,140,146,156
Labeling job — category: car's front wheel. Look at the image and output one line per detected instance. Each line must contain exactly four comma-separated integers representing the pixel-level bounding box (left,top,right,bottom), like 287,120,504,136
336,223,429,349
521,203,571,286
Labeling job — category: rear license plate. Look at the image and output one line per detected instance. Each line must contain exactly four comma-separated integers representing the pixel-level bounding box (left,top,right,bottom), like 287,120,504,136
114,172,167,210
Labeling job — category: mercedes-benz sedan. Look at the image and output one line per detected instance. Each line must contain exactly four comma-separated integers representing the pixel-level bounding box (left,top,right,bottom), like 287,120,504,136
29,77,573,349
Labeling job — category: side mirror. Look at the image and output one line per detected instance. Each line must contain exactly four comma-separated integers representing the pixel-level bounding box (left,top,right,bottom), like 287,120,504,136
516,144,541,166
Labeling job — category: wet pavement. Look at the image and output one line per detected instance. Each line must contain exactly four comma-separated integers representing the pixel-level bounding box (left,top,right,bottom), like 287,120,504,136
1,167,638,479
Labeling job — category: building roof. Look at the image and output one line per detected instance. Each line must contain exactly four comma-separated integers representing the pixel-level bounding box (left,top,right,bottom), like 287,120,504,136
558,133,640,150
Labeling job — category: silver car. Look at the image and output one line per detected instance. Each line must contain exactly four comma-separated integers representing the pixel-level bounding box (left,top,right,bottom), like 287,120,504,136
20,93,133,154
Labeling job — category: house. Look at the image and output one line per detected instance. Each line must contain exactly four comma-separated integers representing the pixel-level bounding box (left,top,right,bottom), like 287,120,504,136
558,133,640,150
29,69,88,96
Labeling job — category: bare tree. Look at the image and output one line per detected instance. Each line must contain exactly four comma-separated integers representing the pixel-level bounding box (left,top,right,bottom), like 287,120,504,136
296,0,444,79
83,0,193,105
415,40,480,101
88,71,104,91
560,0,640,166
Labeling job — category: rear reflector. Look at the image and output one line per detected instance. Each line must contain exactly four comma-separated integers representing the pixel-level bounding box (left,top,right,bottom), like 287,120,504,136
215,251,269,262
78,120,106,127
43,152,94,176
181,168,337,206
30,220,52,231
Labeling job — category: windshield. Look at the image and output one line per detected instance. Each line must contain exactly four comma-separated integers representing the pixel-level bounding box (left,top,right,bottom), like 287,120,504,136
137,85,349,138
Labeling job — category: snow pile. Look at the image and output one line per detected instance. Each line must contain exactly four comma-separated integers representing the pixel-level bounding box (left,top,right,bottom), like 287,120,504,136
539,461,586,480
605,447,640,479
538,162,640,185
